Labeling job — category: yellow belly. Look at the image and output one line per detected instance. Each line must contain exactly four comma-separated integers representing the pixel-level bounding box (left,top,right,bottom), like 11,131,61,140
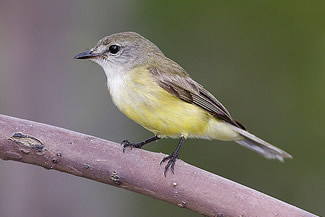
126,92,210,137
108,67,239,140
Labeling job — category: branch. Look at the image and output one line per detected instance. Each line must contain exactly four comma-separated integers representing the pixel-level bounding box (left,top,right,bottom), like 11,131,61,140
0,114,316,217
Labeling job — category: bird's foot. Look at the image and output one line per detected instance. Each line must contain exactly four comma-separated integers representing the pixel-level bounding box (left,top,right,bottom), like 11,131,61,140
160,152,178,176
121,136,160,153
121,140,144,152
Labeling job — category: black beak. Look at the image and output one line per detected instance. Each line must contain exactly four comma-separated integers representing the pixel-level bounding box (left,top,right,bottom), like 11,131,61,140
74,50,100,59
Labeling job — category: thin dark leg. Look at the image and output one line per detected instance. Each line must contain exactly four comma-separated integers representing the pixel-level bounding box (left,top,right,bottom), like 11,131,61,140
160,136,185,176
121,135,160,152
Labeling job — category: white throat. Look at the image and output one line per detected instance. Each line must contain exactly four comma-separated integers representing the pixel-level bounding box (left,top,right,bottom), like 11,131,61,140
93,59,128,88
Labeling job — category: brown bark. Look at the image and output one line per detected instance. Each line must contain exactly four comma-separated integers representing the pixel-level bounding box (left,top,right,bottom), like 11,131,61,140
0,114,317,217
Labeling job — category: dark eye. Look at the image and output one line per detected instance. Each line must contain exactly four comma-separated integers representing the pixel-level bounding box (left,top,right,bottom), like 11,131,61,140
108,45,120,54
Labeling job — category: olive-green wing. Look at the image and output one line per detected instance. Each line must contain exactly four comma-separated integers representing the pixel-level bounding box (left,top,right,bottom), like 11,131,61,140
149,66,246,130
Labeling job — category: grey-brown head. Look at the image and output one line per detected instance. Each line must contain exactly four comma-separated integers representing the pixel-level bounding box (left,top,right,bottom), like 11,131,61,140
74,32,165,70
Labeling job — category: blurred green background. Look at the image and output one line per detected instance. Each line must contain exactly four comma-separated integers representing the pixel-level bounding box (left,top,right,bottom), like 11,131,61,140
0,0,324,216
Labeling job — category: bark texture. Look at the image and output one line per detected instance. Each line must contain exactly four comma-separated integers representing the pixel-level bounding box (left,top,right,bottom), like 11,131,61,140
0,114,316,217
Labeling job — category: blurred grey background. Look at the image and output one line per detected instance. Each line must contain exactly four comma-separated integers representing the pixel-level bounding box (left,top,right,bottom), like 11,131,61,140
0,0,324,216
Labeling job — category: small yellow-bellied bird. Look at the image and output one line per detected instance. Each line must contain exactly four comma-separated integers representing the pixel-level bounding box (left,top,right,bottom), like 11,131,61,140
74,32,292,176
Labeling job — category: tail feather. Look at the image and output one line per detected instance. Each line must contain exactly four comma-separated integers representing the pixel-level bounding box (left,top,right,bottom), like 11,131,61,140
229,124,292,161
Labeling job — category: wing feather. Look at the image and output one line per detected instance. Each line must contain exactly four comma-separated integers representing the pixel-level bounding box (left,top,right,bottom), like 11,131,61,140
149,66,246,130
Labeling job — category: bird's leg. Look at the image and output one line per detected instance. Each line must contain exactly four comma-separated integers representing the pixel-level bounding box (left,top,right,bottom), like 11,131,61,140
160,136,185,176
122,135,160,152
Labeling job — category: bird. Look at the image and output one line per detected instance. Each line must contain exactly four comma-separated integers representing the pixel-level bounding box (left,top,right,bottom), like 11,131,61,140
74,32,292,176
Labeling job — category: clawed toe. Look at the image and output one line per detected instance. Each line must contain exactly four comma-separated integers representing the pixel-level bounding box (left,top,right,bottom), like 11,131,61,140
122,136,184,176
121,139,142,152
160,153,178,176
121,136,160,153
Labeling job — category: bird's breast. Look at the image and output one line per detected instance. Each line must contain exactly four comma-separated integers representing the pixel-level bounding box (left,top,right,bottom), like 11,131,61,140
106,67,213,137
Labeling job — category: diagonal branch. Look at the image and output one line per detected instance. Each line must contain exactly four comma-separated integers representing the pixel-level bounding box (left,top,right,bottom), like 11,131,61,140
0,114,316,217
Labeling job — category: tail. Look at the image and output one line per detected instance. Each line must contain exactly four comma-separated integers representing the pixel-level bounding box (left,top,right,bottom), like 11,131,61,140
228,124,292,161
